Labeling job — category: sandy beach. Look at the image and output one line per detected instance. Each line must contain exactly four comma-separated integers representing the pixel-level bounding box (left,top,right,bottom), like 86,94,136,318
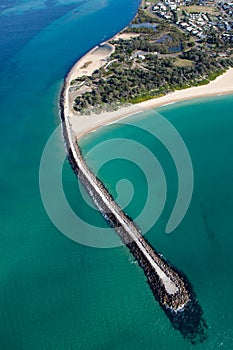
64,41,233,141
68,43,114,81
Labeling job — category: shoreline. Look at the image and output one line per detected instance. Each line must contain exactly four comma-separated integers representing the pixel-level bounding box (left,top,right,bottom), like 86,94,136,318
60,26,192,310
59,11,208,339
61,0,233,142
60,45,191,309
60,48,207,339
66,66,233,141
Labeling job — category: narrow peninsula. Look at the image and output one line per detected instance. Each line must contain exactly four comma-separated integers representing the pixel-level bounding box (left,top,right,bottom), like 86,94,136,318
58,0,233,343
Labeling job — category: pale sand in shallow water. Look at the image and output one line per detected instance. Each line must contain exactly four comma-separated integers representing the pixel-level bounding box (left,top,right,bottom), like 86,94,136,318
67,43,115,117
65,67,233,140
68,43,114,81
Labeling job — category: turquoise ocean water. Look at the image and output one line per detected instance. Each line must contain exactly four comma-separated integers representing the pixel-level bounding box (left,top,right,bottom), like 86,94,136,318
1,1,233,349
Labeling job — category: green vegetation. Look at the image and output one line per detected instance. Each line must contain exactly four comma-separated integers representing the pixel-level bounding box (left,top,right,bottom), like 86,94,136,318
132,8,155,24
72,5,233,114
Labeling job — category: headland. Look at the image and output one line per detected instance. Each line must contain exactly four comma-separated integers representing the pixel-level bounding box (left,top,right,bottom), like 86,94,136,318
61,71,208,343
65,2,233,139
68,1,233,138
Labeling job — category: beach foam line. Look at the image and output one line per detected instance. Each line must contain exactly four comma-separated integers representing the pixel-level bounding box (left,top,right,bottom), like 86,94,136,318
160,102,176,107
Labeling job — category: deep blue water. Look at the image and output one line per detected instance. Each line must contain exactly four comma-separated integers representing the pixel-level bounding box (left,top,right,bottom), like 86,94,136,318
1,0,233,349
0,1,143,349
0,0,80,71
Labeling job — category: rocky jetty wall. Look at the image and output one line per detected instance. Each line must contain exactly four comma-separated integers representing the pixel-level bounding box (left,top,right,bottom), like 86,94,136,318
59,79,208,344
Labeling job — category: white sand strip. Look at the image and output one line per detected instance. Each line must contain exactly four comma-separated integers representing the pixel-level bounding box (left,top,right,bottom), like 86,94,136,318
66,68,233,140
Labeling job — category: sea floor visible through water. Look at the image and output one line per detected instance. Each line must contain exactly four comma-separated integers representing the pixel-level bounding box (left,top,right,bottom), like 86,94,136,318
0,0,233,348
